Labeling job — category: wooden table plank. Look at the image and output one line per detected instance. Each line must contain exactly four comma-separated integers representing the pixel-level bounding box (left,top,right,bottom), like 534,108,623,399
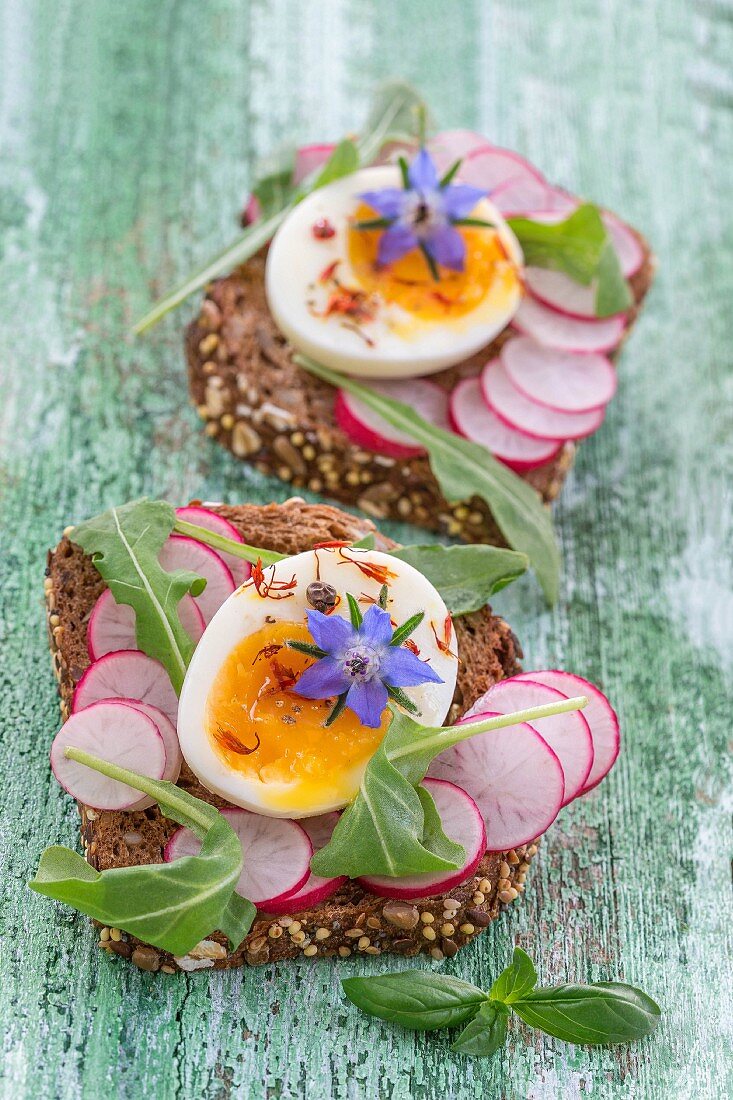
1,0,731,1096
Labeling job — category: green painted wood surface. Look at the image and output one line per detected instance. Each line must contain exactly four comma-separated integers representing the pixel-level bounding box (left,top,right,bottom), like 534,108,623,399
1,1,732,1096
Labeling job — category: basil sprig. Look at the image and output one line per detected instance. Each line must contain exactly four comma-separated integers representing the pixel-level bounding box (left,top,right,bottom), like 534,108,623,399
72,500,205,694
311,696,586,879
29,750,255,956
295,355,560,603
508,204,632,317
343,948,661,1057
132,80,427,333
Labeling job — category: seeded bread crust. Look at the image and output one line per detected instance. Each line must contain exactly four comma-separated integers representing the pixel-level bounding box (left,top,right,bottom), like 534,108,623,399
185,226,654,544
45,500,529,974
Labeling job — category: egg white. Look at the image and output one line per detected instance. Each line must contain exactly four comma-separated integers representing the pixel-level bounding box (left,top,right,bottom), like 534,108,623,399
177,547,458,817
265,165,523,380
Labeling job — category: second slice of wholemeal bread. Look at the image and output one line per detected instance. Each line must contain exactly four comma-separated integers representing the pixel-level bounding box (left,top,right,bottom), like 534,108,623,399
45,499,533,974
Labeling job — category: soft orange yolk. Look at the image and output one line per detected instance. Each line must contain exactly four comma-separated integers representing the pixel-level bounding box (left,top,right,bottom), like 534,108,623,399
347,201,519,321
205,621,390,812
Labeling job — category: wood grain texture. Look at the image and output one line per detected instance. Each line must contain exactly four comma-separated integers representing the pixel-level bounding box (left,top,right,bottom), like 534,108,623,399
0,0,731,1097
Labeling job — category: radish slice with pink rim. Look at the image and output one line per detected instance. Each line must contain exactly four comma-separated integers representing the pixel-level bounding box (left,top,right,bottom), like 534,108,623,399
357,779,486,900
259,812,347,914
492,179,578,218
335,379,450,460
502,337,617,414
512,295,626,353
87,588,205,662
159,535,235,625
468,678,594,804
100,699,183,811
293,143,336,185
427,130,498,173
428,714,565,852
603,212,645,279
51,701,167,811
450,377,563,472
175,505,252,588
524,268,628,321
73,651,179,728
458,143,547,193
482,358,605,441
165,809,312,909
513,670,620,793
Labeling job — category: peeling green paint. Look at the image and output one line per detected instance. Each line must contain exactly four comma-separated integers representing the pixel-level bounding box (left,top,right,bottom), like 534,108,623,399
1,0,732,1097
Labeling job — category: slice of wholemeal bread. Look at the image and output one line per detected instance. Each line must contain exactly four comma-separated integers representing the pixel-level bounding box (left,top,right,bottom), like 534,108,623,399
45,499,532,973
185,227,654,546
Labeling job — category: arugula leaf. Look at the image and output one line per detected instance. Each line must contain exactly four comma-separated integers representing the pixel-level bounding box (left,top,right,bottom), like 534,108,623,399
342,971,487,1031
29,751,255,956
512,982,661,1045
490,946,538,1003
312,696,587,879
295,355,560,604
451,1001,510,1057
71,499,204,693
509,204,632,317
390,544,528,615
250,144,298,220
133,81,427,333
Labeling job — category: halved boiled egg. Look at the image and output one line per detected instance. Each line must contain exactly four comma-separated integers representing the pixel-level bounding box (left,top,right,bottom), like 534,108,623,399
265,165,524,379
177,547,457,817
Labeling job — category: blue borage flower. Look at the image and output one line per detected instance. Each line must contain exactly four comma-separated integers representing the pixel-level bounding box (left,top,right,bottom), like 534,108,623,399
356,147,491,278
288,593,443,728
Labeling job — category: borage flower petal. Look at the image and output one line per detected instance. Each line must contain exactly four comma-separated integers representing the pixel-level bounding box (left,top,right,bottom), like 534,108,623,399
441,183,487,221
377,224,419,266
425,225,466,271
381,646,444,688
359,187,407,221
407,147,440,194
304,608,355,655
293,656,351,699
359,604,394,648
346,678,389,729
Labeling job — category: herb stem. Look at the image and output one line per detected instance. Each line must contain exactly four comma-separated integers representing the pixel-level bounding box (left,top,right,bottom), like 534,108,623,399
173,519,285,567
388,696,588,762
64,747,213,834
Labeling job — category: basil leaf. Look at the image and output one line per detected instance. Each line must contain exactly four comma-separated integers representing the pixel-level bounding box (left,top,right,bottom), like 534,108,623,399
451,1000,510,1057
390,544,528,615
310,740,462,878
509,204,632,317
295,355,560,604
342,971,488,1031
490,946,537,1003
29,757,255,956
133,81,426,333
512,982,662,1045
312,138,359,188
72,499,203,693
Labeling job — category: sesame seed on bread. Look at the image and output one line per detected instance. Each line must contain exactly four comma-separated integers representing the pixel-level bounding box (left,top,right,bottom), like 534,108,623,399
185,225,654,544
45,499,532,973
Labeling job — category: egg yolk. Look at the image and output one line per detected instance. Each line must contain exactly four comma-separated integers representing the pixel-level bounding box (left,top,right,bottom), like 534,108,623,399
205,620,390,812
347,202,520,322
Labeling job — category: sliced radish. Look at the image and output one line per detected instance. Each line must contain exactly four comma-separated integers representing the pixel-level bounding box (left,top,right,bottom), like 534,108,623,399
294,143,336,185
175,505,252,588
482,358,605,441
259,812,347,914
602,212,645,279
51,701,166,810
87,588,204,662
73,651,179,728
458,143,547,194
513,295,626,353
493,179,578,218
525,267,628,321
428,713,565,851
242,194,261,226
159,535,235,625
513,670,620,793
335,379,449,459
427,129,491,173
469,678,594,804
450,377,563,472
357,779,486,900
109,700,183,784
502,337,617,414
165,810,312,908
